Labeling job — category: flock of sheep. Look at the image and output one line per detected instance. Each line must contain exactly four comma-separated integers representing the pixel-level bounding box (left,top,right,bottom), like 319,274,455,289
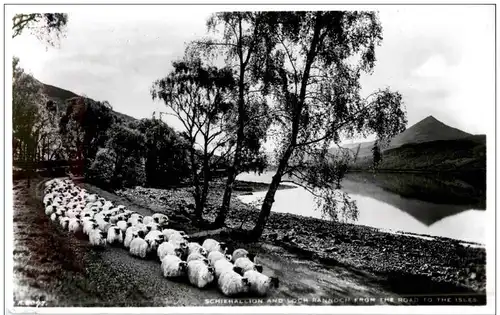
42,178,280,297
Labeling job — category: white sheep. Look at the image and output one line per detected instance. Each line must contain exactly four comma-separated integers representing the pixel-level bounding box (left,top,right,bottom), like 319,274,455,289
157,241,183,260
55,208,66,217
45,205,57,216
81,211,94,220
89,228,107,247
124,230,141,249
66,209,78,219
208,251,229,266
202,238,227,254
68,218,82,234
59,217,70,230
161,254,188,278
218,270,251,297
134,223,149,235
128,215,143,226
234,257,263,273
83,220,98,235
85,194,98,203
107,226,124,245
214,259,241,279
187,252,208,263
152,213,169,225
145,236,162,257
102,201,114,211
145,222,160,232
169,233,188,245
129,237,148,258
168,238,188,258
231,248,255,263
187,260,215,289
43,194,54,206
142,216,154,225
243,270,279,296
161,229,179,239
123,226,144,248
188,242,208,257
117,220,132,233
145,230,165,243
162,229,188,240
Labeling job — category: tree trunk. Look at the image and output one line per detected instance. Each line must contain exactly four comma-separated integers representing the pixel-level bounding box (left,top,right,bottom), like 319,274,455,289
215,17,246,227
250,14,323,239
189,145,203,221
215,92,244,226
251,146,293,239
198,153,210,223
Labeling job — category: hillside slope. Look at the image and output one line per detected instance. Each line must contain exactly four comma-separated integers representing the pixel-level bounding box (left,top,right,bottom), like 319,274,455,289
351,135,486,172
40,80,137,124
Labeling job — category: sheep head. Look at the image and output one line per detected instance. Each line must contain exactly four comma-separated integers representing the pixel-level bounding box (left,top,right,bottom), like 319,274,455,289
179,261,188,272
270,277,279,288
242,277,250,287
233,266,244,275
199,247,208,257
174,248,183,258
255,264,263,273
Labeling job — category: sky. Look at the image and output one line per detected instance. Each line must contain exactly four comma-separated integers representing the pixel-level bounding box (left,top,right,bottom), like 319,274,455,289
9,5,495,144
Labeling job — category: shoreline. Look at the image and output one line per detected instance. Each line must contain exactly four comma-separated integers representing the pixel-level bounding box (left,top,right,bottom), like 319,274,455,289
237,194,484,248
234,176,484,247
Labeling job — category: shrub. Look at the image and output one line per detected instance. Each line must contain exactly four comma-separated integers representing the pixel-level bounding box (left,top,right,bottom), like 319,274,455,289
86,148,116,189
117,156,146,188
137,118,191,187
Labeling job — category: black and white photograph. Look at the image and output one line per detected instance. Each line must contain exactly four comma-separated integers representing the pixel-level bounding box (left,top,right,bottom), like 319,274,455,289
4,3,496,313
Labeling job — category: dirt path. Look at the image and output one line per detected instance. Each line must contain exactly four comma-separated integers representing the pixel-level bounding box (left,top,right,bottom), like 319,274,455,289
12,178,404,307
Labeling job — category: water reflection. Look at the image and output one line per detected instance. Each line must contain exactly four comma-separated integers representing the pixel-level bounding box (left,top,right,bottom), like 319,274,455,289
341,172,486,226
236,171,486,244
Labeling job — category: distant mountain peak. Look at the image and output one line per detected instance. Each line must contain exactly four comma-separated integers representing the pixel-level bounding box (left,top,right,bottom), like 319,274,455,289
329,115,472,158
414,115,443,127
389,115,471,148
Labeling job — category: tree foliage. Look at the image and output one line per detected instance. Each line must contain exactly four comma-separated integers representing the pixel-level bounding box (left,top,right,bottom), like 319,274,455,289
137,117,191,187
12,13,68,46
151,54,237,221
87,124,146,189
248,11,407,238
197,12,275,226
59,97,115,174
12,57,62,184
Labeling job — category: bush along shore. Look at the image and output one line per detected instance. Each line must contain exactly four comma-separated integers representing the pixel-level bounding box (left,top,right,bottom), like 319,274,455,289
85,178,485,302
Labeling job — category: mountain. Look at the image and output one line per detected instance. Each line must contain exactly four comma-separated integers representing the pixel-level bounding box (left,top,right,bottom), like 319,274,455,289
40,81,137,124
331,115,475,158
389,115,472,148
326,116,485,172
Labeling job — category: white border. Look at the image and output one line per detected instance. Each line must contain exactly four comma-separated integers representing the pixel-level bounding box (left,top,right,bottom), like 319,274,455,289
3,2,497,315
